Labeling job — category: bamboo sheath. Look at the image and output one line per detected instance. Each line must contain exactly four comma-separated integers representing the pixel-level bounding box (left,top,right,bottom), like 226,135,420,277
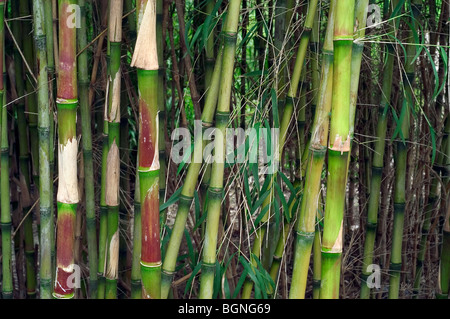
105,0,123,299
132,0,162,299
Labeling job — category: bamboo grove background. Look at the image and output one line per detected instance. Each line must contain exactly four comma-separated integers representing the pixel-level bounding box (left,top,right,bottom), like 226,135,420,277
0,0,448,299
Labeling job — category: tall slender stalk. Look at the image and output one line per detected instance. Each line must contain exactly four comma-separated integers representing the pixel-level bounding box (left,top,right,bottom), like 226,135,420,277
319,0,355,299
32,0,53,299
437,114,450,299
241,0,319,298
388,0,419,299
198,0,241,298
131,170,142,298
289,0,336,299
45,0,56,284
78,0,98,299
104,0,123,299
131,0,161,299
53,0,79,299
160,45,224,299
14,0,38,298
21,0,40,191
360,0,399,299
0,0,12,299
98,0,110,298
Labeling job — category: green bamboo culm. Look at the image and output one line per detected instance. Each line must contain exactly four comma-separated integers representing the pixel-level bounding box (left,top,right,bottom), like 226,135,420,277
21,0,40,190
319,0,355,299
0,0,12,299
131,0,162,299
388,0,419,299
241,0,320,299
44,0,56,285
98,1,111,299
159,42,224,299
104,0,124,299
32,0,53,299
14,0,38,298
438,196,450,298
198,0,241,299
360,0,399,299
78,0,99,299
437,114,450,299
289,0,336,299
53,0,79,300
131,170,142,298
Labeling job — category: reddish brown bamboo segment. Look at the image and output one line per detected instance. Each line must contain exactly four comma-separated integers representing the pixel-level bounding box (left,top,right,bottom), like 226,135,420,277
54,207,76,297
56,1,77,100
141,181,161,264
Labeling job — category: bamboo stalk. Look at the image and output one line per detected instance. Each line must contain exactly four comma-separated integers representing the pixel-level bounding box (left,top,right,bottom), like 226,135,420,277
31,0,53,299
198,0,241,298
289,0,336,299
97,0,110,298
388,0,419,299
360,0,399,299
53,0,79,299
241,0,320,299
0,0,12,299
160,45,224,300
78,0,99,299
104,0,123,299
131,0,161,299
319,0,355,299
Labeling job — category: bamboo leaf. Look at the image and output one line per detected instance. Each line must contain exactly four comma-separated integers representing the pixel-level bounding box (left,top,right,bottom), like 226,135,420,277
159,186,183,212
184,261,202,296
202,0,223,47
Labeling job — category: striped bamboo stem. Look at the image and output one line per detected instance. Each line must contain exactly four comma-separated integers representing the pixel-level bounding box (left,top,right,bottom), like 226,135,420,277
198,0,241,298
53,0,79,299
319,0,355,299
